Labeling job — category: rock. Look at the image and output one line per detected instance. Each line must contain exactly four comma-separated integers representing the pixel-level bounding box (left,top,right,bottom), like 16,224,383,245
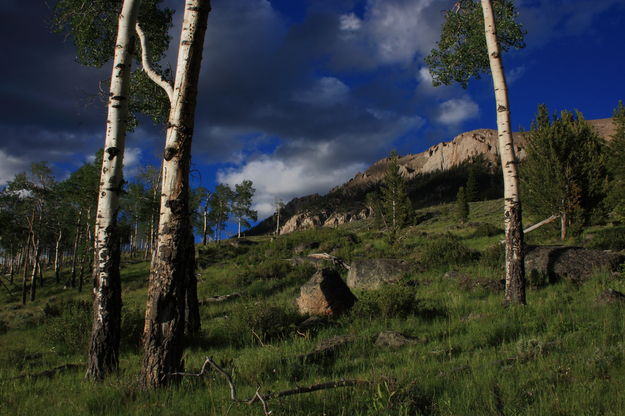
596,289,625,305
298,334,355,362
525,246,625,283
293,241,320,255
296,268,356,316
280,213,323,235
375,331,425,348
347,258,415,290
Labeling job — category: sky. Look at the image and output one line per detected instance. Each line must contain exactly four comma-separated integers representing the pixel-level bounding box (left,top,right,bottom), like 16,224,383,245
1,0,624,221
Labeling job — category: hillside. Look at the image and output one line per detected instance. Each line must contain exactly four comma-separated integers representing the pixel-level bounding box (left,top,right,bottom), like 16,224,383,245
1,199,624,415
250,118,615,236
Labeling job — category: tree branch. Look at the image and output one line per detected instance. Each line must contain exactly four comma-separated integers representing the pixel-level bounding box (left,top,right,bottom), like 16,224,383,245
171,357,370,415
135,23,174,104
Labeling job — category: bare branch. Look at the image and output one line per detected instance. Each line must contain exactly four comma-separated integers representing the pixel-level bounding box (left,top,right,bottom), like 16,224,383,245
172,357,370,415
135,23,174,104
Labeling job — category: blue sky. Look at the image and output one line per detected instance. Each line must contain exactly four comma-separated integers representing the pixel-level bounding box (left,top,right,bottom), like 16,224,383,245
1,0,624,221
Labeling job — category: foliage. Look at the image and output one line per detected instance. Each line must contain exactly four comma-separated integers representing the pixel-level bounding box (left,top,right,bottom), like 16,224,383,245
42,299,91,354
472,222,503,238
466,163,480,202
424,0,525,88
377,151,412,240
521,105,607,238
420,234,476,269
352,285,420,319
455,186,469,223
232,180,258,237
605,100,625,221
586,226,625,251
236,302,299,342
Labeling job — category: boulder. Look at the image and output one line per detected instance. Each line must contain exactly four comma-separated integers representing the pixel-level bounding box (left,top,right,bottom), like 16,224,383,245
347,258,415,290
525,246,625,283
296,268,356,316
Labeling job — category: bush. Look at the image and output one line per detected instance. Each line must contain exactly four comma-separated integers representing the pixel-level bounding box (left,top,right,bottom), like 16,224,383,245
353,285,419,319
236,302,299,342
236,259,293,286
42,299,91,355
0,319,8,335
420,234,476,269
480,243,505,269
120,308,144,351
472,222,503,238
587,226,625,251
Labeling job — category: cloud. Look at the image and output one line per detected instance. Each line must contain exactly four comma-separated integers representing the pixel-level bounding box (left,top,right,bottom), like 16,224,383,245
0,150,29,186
293,77,350,107
339,13,362,31
436,97,479,126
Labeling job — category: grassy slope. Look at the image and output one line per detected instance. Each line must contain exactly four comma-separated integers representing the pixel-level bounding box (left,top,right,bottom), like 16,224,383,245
1,199,624,416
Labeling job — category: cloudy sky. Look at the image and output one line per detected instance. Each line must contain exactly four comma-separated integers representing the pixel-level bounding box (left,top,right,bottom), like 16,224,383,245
1,0,624,218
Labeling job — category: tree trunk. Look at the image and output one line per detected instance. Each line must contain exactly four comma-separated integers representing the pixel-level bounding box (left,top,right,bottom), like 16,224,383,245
202,205,208,245
30,236,40,302
86,0,141,382
481,0,525,305
70,211,82,288
21,243,30,305
54,230,62,284
560,211,567,241
9,245,15,285
141,0,210,389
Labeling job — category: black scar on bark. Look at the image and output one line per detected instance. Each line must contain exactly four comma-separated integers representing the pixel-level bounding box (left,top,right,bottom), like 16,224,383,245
106,147,120,160
164,147,177,161
165,199,185,216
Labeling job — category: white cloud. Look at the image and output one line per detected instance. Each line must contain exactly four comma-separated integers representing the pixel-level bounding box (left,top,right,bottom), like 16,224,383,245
294,77,350,107
436,97,479,126
506,66,526,84
0,150,28,186
123,147,142,171
340,13,362,31
218,152,366,218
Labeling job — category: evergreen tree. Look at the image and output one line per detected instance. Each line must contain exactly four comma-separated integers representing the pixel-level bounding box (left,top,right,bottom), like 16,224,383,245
466,164,479,202
456,186,469,223
380,151,411,239
521,104,607,240
606,100,625,221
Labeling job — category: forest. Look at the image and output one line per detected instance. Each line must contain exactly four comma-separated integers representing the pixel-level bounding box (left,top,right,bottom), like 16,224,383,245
1,0,625,415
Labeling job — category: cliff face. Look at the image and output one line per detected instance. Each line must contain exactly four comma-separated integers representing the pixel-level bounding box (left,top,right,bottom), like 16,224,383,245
250,118,615,235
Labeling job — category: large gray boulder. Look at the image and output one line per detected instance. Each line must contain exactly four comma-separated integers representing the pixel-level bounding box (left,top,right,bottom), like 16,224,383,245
296,268,356,316
525,246,625,283
347,258,415,290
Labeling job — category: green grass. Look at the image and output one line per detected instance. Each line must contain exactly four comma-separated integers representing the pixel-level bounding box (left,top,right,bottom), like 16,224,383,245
1,199,624,415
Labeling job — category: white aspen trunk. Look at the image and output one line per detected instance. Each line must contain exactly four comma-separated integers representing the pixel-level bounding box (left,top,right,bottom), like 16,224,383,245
54,231,62,284
237,218,241,239
142,0,211,389
87,0,142,381
560,211,567,241
481,0,525,305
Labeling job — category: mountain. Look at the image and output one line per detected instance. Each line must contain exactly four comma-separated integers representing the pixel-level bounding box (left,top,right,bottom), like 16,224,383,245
249,118,615,235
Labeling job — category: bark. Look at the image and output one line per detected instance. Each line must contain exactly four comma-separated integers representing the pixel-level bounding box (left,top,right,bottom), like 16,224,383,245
141,0,210,389
560,211,567,241
30,236,41,302
54,230,62,284
70,211,82,288
86,0,141,382
21,243,29,305
481,0,525,305
9,245,15,285
202,204,208,245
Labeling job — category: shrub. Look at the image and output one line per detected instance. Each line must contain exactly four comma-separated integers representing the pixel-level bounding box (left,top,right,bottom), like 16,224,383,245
587,226,625,251
480,243,505,269
236,302,299,342
120,307,144,351
0,319,8,335
42,299,91,355
420,234,476,269
353,285,419,319
472,222,503,238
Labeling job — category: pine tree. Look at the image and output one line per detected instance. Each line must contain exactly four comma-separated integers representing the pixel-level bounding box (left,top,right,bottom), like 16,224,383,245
521,104,606,240
456,186,469,223
466,164,479,202
380,151,411,239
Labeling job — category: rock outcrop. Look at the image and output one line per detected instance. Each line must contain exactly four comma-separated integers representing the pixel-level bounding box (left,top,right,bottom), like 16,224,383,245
346,258,415,290
296,268,356,316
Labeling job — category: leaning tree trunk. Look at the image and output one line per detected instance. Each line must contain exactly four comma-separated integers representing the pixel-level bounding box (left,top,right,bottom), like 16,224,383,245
481,0,525,305
141,0,211,389
86,0,142,382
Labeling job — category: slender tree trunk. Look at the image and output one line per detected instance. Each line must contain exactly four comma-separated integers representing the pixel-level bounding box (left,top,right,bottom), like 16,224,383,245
70,211,82,288
560,212,567,241
237,218,241,239
54,230,62,284
481,0,525,305
30,236,41,302
87,0,141,382
141,0,211,389
21,243,30,305
9,245,15,285
202,205,208,245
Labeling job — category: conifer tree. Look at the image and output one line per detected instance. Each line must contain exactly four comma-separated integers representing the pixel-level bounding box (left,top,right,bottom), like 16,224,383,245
456,186,469,223
521,104,606,240
380,151,411,239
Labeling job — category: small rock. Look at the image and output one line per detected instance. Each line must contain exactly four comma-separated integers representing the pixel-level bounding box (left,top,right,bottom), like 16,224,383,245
296,268,356,316
374,331,425,348
596,289,625,305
